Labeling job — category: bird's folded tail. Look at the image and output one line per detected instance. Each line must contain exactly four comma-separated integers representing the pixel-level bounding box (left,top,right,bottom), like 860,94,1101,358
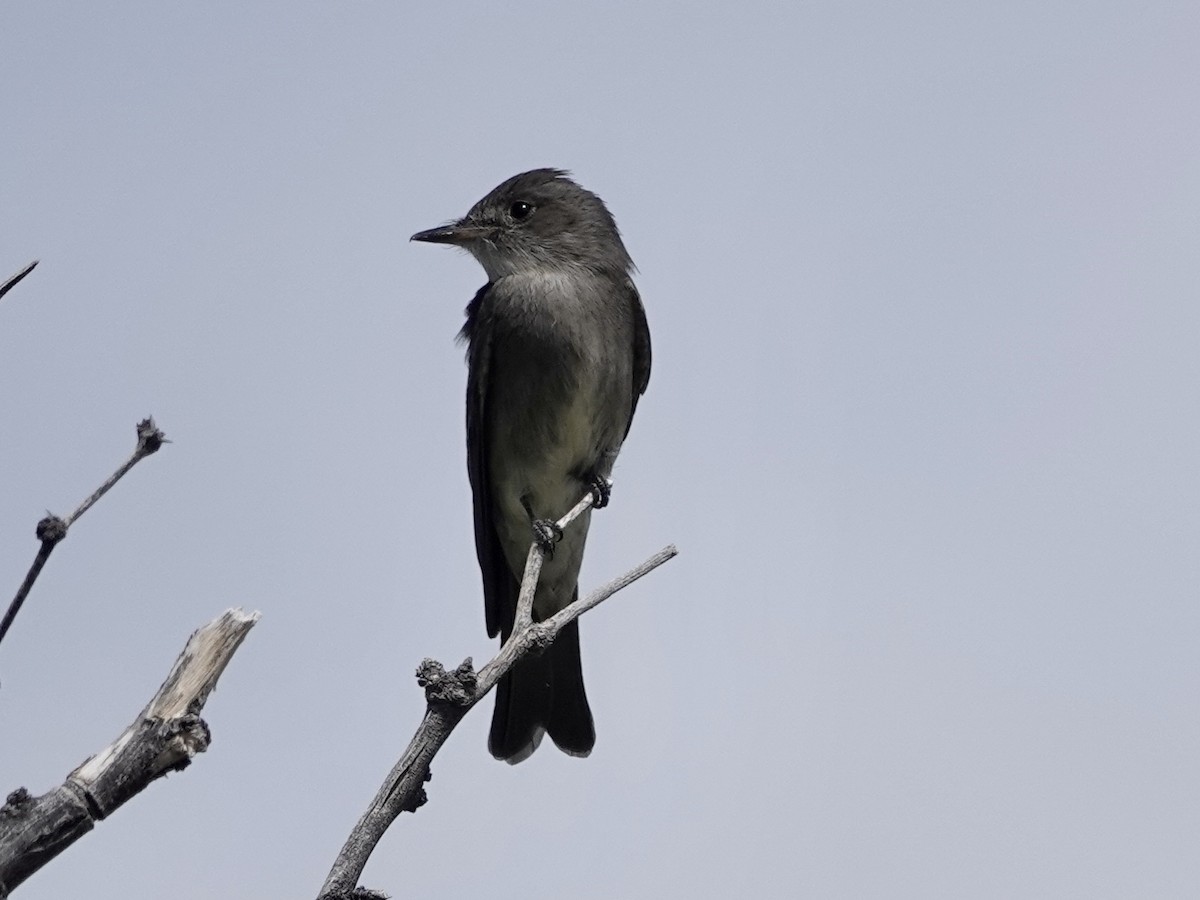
489,612,595,764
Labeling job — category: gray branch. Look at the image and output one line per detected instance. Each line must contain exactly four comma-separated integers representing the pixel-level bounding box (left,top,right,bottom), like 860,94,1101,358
0,418,167,649
0,261,37,305
318,492,676,900
0,608,260,895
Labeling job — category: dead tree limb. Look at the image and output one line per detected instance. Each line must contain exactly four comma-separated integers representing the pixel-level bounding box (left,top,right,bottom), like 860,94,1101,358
0,608,260,896
319,491,677,899
0,418,167,649
0,261,37,305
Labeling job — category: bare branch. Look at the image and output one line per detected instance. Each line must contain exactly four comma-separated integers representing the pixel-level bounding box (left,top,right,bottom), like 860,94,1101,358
64,418,167,527
0,260,37,305
551,544,679,627
0,609,260,894
513,490,596,631
0,419,167,649
476,543,678,697
318,489,676,899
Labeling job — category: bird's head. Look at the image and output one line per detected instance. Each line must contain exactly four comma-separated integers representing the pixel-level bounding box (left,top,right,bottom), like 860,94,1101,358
411,168,633,280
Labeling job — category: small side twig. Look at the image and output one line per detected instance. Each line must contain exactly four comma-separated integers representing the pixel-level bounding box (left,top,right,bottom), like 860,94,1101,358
476,543,676,697
0,418,167,649
318,493,676,900
0,260,37,305
0,608,260,894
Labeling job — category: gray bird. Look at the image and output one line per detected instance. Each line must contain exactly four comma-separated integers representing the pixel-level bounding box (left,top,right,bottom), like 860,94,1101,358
412,169,651,763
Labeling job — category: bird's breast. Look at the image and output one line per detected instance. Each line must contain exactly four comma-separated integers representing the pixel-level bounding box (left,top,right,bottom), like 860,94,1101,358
482,271,631,492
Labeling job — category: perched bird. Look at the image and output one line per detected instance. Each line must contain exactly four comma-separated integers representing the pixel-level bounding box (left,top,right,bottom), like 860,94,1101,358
412,169,651,763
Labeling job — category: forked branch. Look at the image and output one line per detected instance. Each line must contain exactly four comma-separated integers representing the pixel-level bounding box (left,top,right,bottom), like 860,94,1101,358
318,493,676,899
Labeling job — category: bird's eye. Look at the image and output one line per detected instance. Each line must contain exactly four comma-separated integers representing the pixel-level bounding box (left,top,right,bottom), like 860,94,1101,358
509,201,533,220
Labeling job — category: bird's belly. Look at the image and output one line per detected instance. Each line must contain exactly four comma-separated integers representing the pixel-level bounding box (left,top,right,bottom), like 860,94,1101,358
490,387,599,519
491,452,591,616
487,379,613,613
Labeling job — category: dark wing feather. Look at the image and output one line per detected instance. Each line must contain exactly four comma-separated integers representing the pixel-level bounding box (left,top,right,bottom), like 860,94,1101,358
625,279,652,436
462,283,517,639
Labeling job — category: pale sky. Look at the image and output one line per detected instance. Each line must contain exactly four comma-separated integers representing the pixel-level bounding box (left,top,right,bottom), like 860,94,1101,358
2,3,1198,898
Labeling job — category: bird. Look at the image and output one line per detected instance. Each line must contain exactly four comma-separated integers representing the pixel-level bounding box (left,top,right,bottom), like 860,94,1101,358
411,169,651,763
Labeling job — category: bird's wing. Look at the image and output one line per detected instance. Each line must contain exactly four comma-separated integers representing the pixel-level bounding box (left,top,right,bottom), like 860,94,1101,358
625,279,652,436
462,283,515,639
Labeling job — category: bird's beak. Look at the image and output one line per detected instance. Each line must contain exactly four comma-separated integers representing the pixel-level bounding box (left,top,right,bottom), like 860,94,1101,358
410,220,492,245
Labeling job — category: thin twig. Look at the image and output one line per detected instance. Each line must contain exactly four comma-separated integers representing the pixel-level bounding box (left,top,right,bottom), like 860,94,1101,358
0,260,37,304
318,491,676,900
65,418,167,526
0,609,260,893
511,542,676,662
0,419,167,649
476,543,677,696
551,545,678,626
513,491,596,631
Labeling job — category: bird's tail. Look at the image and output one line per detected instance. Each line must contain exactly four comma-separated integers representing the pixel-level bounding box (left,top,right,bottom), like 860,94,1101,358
489,607,595,764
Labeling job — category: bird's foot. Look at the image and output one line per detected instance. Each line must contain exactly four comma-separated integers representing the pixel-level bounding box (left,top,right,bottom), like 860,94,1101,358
587,474,613,510
532,519,564,556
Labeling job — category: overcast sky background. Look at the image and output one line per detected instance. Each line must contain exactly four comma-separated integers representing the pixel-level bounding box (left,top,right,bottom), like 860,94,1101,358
2,3,1197,898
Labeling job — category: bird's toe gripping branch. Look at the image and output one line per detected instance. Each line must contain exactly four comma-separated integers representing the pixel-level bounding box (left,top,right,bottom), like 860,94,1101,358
587,474,613,509
532,519,564,556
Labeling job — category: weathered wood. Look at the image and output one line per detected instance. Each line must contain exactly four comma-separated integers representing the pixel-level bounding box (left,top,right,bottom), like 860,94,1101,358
0,608,259,895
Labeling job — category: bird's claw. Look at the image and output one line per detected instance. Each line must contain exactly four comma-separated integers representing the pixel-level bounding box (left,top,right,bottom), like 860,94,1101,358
588,475,612,509
533,519,564,556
